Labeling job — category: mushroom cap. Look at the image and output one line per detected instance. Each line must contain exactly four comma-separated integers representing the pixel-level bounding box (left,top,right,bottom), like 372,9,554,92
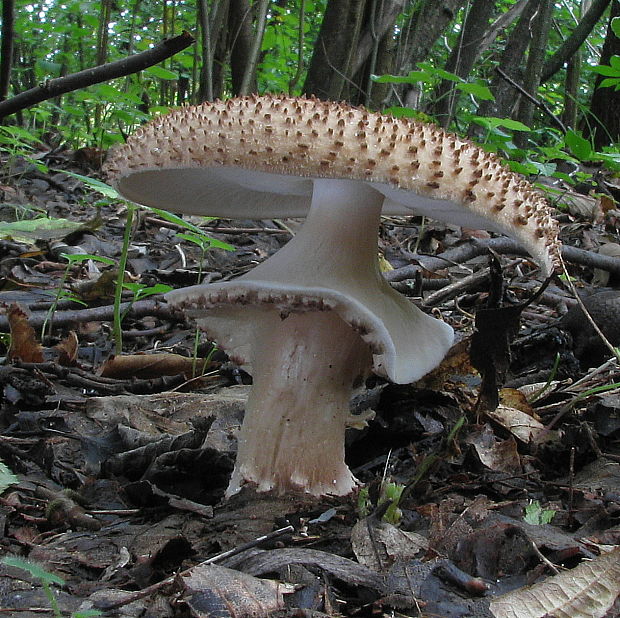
104,94,561,275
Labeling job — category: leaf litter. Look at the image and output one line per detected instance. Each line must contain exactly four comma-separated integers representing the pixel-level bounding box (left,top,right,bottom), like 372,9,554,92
0,148,619,617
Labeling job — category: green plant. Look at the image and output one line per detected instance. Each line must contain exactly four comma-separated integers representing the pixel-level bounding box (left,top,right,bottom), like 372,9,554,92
0,459,19,493
42,253,115,340
524,500,556,525
1,556,101,618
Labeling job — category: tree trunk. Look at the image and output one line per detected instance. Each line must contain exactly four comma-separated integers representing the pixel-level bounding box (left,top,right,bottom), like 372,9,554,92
302,0,367,101
515,0,554,146
585,0,620,148
0,0,14,102
228,0,257,96
541,0,612,82
393,0,465,108
469,0,540,138
562,0,591,129
350,0,402,107
430,0,497,127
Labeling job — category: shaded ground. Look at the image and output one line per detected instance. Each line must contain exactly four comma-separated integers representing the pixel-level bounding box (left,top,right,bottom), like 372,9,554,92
0,146,619,616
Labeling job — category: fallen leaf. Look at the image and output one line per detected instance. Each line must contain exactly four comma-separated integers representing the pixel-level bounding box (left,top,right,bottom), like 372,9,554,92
7,304,44,363
490,546,620,618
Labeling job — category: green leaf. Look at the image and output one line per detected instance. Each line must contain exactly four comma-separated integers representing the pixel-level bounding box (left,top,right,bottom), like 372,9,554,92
612,16,620,38
0,459,19,494
457,82,494,100
591,64,620,77
60,253,116,266
472,116,531,131
145,65,179,80
60,171,120,199
372,70,429,84
564,129,592,160
0,218,84,243
524,500,555,525
1,556,66,586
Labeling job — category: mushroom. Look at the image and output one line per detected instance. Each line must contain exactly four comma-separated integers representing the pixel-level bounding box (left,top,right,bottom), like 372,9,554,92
105,95,561,498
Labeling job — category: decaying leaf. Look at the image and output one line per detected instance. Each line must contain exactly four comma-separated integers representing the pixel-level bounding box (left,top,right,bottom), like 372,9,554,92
7,304,44,363
351,517,428,572
55,331,79,366
179,563,293,617
465,425,522,473
490,546,620,618
100,353,215,379
486,405,560,444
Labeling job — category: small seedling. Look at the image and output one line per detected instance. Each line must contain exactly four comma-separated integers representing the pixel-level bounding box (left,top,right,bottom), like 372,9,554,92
524,500,556,525
42,253,115,340
1,556,101,617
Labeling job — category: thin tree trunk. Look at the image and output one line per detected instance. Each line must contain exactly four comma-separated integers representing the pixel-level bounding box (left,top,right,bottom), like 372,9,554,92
302,0,367,101
393,0,465,108
562,0,591,129
238,0,270,95
469,0,539,138
0,0,14,102
197,0,212,101
228,0,256,95
515,0,554,145
585,0,620,148
431,0,497,127
541,0,612,82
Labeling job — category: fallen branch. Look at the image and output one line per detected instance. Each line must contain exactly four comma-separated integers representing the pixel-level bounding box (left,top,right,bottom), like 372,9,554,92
0,31,195,119
0,298,172,331
385,238,620,282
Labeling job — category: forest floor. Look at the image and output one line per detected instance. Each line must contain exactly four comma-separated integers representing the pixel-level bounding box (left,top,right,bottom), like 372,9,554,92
0,146,619,617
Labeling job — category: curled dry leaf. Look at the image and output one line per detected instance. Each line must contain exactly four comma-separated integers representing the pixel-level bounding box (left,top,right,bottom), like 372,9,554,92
100,353,215,379
490,546,620,618
55,330,79,366
7,304,44,363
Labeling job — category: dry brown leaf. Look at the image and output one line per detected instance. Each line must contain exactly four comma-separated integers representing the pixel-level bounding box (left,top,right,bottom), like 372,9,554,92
100,353,214,379
490,546,620,618
7,304,44,363
180,563,293,617
55,330,79,366
486,405,560,444
465,425,522,474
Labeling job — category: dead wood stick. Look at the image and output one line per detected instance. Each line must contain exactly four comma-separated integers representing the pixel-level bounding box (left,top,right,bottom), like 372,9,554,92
0,298,172,331
385,238,620,282
0,31,194,119
495,67,566,132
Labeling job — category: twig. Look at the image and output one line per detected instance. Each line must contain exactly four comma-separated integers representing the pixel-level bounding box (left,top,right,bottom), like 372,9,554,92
0,31,195,119
0,298,172,331
495,67,566,132
385,238,620,282
94,525,295,611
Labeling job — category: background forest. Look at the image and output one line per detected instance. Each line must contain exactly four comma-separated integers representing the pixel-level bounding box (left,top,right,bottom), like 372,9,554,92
1,0,620,172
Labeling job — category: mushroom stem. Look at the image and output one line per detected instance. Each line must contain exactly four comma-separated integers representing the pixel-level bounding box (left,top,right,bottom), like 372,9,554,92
228,310,372,496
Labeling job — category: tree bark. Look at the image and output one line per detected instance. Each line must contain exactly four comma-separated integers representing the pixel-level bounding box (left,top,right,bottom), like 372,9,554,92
541,0,612,82
430,0,497,127
585,0,620,148
515,0,554,145
393,0,466,108
302,0,367,101
469,0,540,138
0,0,14,101
228,0,257,95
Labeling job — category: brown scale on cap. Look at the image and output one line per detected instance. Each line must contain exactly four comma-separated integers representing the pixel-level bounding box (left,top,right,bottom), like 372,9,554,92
105,94,561,274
